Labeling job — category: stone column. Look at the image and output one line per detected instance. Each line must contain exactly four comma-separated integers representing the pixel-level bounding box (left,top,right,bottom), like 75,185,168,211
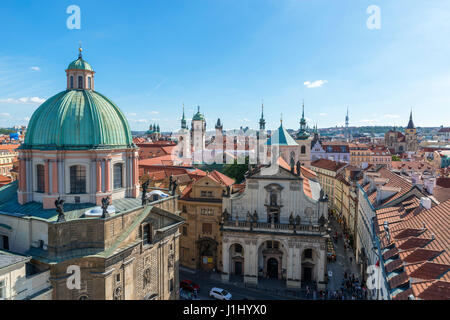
105,158,111,193
96,160,102,193
52,160,58,194
123,258,135,300
286,244,301,288
317,245,327,290
19,157,25,191
44,159,50,194
221,239,230,283
243,240,258,286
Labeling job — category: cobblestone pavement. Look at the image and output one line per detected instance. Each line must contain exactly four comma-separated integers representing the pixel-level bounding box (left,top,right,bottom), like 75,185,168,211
326,216,365,299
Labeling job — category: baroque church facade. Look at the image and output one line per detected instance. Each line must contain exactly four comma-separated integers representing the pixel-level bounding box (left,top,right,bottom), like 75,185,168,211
220,160,329,289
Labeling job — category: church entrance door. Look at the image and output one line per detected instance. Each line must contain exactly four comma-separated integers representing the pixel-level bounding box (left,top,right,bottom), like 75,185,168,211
267,258,279,278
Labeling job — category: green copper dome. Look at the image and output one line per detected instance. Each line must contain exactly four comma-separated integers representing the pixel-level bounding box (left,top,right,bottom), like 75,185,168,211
192,106,205,121
22,90,134,150
67,57,94,71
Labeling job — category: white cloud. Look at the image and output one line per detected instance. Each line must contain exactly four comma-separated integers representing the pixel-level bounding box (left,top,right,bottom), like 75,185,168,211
361,119,379,124
304,80,328,88
148,111,159,114
0,113,10,117
129,112,137,116
30,66,40,71
319,112,328,116
384,114,400,119
0,97,46,104
23,117,30,121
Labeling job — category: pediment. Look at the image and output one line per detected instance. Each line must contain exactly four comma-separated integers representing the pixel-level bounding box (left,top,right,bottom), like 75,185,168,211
250,166,300,180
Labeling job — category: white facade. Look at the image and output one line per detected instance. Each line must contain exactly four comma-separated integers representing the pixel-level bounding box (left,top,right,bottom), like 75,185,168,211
221,165,329,289
0,252,52,300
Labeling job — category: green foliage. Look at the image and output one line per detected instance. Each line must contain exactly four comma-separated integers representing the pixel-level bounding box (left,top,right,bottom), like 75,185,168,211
223,157,249,184
392,155,401,161
0,128,15,135
195,158,249,184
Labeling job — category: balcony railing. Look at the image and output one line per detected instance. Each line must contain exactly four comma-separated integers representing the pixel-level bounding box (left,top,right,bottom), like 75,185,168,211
222,219,325,234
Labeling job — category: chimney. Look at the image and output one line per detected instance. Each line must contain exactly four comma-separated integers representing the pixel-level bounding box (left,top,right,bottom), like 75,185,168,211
420,197,432,210
423,177,436,195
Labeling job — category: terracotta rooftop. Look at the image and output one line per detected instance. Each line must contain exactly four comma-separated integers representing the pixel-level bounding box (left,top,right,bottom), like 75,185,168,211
310,158,347,172
376,198,450,300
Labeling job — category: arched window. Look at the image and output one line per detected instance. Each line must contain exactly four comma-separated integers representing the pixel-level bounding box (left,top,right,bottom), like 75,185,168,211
36,164,45,193
301,145,306,154
88,77,91,89
70,76,74,89
70,165,86,194
78,76,83,89
113,163,123,189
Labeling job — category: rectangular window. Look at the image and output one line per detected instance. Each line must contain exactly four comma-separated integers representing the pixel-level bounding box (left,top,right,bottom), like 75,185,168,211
116,274,120,282
1,235,9,251
36,164,45,193
78,76,83,89
70,165,86,194
202,223,212,235
113,163,123,189
88,77,92,89
169,278,174,292
182,226,187,236
70,76,74,89
201,191,207,197
207,191,213,197
267,241,272,249
143,224,151,245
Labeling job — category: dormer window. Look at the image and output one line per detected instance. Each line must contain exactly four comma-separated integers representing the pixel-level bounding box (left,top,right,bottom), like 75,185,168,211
78,76,83,89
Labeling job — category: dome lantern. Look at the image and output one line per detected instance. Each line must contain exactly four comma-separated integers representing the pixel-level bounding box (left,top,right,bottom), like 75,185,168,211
66,45,95,91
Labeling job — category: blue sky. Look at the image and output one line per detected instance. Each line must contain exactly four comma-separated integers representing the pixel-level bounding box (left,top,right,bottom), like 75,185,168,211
0,0,449,131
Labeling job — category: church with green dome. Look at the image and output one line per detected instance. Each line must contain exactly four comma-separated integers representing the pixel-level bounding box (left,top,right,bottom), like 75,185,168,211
0,49,184,301
17,48,139,208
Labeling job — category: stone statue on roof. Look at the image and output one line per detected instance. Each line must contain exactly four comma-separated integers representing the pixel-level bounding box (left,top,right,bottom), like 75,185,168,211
141,180,149,206
171,179,178,196
101,196,110,219
55,197,65,222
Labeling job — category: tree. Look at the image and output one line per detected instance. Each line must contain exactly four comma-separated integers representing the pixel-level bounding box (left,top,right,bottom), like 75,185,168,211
392,155,401,161
222,157,250,184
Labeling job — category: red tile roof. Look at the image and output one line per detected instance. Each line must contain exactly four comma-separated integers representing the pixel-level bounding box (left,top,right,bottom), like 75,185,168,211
311,158,347,172
376,198,450,300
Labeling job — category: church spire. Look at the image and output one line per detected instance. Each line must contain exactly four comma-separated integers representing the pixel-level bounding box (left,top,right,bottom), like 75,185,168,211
296,100,310,140
181,104,187,129
259,100,266,130
407,108,415,129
